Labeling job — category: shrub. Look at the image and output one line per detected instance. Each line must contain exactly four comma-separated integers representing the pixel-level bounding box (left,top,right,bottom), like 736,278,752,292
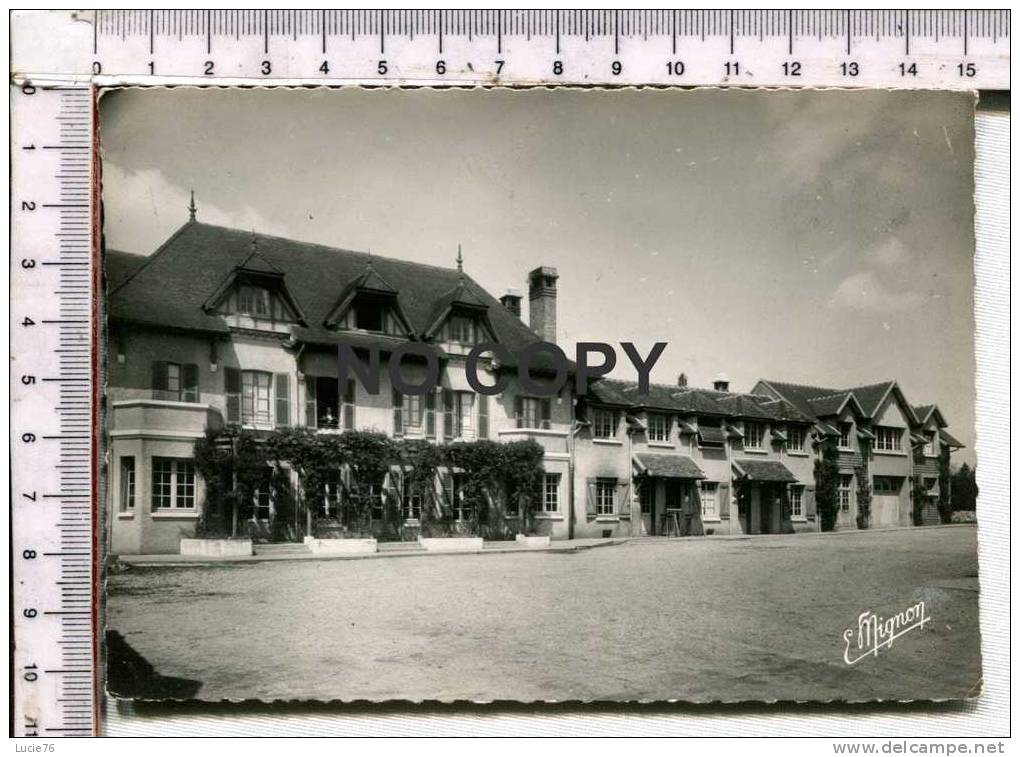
814,442,841,532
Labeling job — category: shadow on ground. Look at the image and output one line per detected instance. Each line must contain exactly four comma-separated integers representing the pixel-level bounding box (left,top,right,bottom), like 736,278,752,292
106,630,203,700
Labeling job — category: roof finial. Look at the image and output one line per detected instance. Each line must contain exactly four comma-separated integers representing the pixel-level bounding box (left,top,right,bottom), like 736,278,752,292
250,228,258,253
456,243,463,272
188,189,197,221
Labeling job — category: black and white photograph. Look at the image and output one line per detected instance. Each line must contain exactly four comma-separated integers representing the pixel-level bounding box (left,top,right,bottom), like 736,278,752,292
100,87,980,704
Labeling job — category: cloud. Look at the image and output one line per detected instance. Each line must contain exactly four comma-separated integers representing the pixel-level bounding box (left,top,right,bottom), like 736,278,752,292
101,162,273,253
829,271,923,313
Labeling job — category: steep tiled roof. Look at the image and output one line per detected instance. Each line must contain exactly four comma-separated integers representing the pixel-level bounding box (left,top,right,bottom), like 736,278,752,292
633,453,705,480
104,249,147,290
913,404,936,423
939,429,965,448
714,393,776,421
807,392,855,417
732,459,797,483
108,221,547,357
846,381,895,418
761,378,913,423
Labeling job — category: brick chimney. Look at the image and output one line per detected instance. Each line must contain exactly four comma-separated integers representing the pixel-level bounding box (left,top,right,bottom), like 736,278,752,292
499,288,522,318
713,373,730,392
528,266,558,343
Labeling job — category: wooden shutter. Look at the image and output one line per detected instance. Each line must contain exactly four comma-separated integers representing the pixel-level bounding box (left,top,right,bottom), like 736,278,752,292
224,367,241,423
182,363,199,402
392,388,403,436
585,478,597,520
540,398,552,430
804,485,817,518
274,373,290,427
151,361,168,399
425,390,436,438
477,394,489,439
514,396,524,428
442,389,455,439
618,482,632,516
342,379,356,430
304,377,317,427
718,482,731,518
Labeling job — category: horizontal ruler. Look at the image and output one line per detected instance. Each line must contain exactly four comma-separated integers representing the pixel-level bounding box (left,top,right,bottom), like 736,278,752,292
11,9,1010,89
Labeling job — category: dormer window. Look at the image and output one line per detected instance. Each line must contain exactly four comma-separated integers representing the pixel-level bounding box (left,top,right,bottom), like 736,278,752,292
443,315,478,345
238,285,272,317
355,300,385,331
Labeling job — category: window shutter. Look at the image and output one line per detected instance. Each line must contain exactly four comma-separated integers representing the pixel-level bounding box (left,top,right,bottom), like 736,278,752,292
343,379,356,430
425,390,436,438
618,482,632,516
540,398,552,430
274,373,290,427
440,471,453,510
585,478,597,520
304,377,317,427
392,388,403,436
224,367,241,423
514,396,524,428
151,361,168,399
805,486,817,518
182,363,199,402
477,394,489,439
442,389,455,439
718,482,731,518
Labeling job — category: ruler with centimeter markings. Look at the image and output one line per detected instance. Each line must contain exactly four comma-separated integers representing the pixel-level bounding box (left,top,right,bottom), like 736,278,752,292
7,8,1010,738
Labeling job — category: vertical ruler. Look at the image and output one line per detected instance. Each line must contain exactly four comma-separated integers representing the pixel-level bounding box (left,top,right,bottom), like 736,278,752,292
11,83,97,737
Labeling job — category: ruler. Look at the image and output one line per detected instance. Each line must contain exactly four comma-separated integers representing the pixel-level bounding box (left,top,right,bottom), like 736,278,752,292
10,82,97,737
6,8,1010,739
11,9,1011,88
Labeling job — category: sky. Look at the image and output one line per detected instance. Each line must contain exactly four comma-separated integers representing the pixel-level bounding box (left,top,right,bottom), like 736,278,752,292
99,87,977,462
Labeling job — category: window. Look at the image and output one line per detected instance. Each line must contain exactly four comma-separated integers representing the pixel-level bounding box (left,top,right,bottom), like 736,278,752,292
787,426,806,452
639,482,654,514
449,474,471,521
700,481,718,518
402,478,423,521
874,476,902,494
593,409,617,439
354,300,384,331
444,316,477,345
517,397,551,430
838,423,853,449
540,473,561,513
838,475,853,512
152,361,199,402
253,488,272,521
789,485,804,518
404,394,424,432
595,478,616,516
119,457,135,512
647,413,670,443
873,425,902,452
241,371,273,427
924,477,939,495
368,480,384,520
445,391,475,438
238,285,272,317
322,471,341,517
151,458,195,510
923,431,937,457
744,422,764,450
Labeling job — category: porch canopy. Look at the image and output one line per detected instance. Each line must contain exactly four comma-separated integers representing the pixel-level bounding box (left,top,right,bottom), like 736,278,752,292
633,452,706,479
731,458,797,483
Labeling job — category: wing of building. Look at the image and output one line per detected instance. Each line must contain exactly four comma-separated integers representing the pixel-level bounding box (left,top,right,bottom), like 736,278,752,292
105,213,964,554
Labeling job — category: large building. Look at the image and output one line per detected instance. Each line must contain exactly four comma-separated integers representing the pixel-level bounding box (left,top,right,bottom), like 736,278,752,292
104,211,964,554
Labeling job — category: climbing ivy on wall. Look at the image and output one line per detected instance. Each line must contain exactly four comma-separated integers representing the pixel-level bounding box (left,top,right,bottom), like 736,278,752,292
193,426,545,541
814,441,841,532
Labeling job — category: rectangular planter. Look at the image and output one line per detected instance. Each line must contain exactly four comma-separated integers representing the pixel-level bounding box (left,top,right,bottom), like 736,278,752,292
306,538,378,555
515,534,551,548
179,538,253,557
417,536,484,553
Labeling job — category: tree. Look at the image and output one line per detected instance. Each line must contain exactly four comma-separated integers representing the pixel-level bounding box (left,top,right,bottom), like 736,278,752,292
854,464,872,529
951,462,978,512
814,441,840,531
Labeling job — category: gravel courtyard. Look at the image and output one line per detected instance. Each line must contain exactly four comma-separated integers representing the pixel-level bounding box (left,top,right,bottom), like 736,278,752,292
106,525,980,703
